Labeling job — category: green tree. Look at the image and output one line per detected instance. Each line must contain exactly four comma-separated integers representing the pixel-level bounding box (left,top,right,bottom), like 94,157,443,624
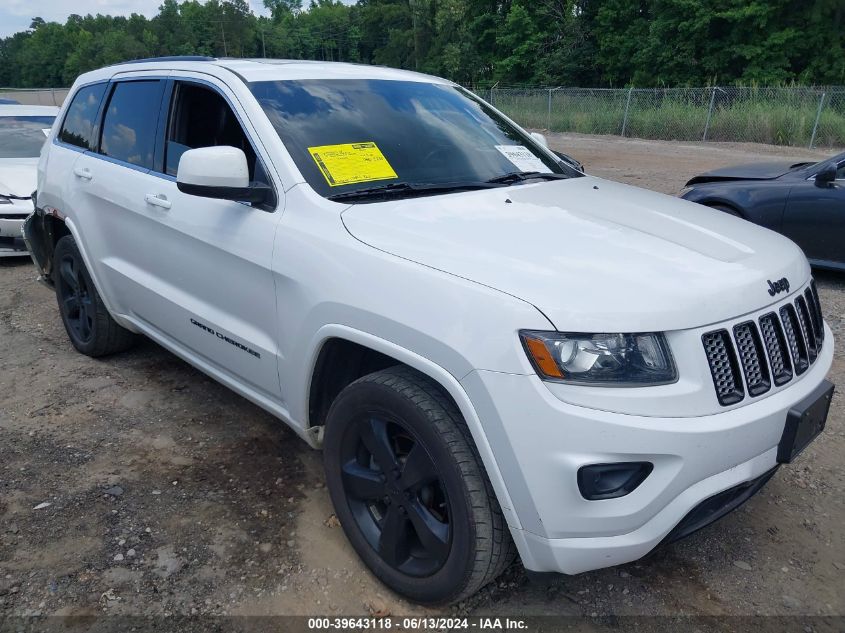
0,0,843,89
495,3,541,83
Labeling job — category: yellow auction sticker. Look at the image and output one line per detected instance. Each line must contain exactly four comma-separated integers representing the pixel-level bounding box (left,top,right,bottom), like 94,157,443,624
308,142,398,187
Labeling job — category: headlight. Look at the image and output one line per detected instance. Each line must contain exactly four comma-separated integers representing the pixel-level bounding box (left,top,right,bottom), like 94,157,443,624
520,331,677,386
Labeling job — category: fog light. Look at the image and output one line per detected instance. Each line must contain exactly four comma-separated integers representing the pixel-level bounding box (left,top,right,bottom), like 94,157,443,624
577,462,653,500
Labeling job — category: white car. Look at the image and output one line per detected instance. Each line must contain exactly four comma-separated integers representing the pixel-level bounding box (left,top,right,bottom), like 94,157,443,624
24,58,834,605
0,104,58,255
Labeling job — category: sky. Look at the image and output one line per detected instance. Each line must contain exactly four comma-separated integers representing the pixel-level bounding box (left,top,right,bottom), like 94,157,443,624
0,0,354,38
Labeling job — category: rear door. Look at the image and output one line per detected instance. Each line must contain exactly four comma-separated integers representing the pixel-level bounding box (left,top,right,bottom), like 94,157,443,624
121,75,284,402
39,80,109,232
69,76,170,317
781,159,845,267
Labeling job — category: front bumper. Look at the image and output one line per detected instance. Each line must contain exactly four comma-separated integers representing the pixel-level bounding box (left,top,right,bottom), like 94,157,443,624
461,323,834,574
0,215,28,256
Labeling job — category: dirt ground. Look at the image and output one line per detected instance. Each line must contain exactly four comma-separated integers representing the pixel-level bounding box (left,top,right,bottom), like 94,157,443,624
1,135,843,624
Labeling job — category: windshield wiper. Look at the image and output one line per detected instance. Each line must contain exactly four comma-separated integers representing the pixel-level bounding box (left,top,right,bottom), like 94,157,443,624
486,171,570,185
327,181,502,203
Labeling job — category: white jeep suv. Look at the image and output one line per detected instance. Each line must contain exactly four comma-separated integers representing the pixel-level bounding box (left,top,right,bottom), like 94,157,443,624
25,57,834,605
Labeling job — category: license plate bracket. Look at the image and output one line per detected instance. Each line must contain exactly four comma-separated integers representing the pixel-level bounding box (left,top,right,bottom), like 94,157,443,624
777,380,834,464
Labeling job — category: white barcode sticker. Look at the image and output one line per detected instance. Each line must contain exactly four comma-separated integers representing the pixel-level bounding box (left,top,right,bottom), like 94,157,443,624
494,145,552,174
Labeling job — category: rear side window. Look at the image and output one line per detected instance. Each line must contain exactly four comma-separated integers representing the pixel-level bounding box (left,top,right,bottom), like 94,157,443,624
99,80,164,170
58,82,107,150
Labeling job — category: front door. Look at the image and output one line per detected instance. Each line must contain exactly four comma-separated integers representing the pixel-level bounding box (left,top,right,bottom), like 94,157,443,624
84,74,284,403
135,77,284,402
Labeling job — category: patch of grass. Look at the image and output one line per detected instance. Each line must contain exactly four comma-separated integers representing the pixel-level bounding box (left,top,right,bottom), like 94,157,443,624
492,89,845,147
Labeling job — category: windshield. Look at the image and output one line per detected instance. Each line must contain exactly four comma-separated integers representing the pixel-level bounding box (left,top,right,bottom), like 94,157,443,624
799,150,845,168
0,116,55,158
250,79,576,200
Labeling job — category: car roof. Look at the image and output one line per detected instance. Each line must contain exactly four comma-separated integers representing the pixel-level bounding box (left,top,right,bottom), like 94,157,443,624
76,57,453,87
0,104,60,117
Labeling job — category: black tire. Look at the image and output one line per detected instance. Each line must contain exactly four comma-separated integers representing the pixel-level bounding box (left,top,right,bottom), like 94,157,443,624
323,365,516,605
53,235,137,357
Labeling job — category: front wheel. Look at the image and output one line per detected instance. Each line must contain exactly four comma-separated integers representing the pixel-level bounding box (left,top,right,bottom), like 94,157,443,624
323,366,515,605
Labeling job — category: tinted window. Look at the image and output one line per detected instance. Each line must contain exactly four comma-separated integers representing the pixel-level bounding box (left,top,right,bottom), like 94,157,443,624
0,116,55,158
165,82,257,179
250,79,572,199
100,80,163,169
59,82,107,150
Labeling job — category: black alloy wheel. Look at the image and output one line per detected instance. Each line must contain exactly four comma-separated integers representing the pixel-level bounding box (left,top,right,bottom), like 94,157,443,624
340,414,450,576
56,248,95,345
53,235,137,357
323,366,516,604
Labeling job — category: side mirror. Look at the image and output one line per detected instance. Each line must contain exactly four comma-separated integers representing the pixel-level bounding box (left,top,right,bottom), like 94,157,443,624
176,146,271,204
815,163,836,187
530,132,549,148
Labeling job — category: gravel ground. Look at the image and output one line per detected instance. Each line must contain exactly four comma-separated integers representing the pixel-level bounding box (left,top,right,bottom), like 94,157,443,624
0,135,843,625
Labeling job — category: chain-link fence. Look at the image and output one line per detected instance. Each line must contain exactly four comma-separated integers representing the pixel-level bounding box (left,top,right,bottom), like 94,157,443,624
484,86,845,149
0,88,70,106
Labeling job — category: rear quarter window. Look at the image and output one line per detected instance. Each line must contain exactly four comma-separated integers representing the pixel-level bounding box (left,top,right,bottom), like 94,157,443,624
58,82,108,150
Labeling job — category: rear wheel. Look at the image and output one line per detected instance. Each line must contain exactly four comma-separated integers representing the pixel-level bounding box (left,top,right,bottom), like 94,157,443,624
323,366,515,605
54,235,137,357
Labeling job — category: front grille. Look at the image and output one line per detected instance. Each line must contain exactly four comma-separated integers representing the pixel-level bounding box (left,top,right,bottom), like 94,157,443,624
780,303,809,375
733,322,770,396
804,287,823,347
702,330,744,405
703,280,825,406
759,313,792,386
794,296,817,363
809,281,824,345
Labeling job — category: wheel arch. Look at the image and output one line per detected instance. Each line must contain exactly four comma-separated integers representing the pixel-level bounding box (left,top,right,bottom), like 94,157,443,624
307,336,399,430
304,324,523,530
700,199,746,219
24,210,72,285
42,214,136,333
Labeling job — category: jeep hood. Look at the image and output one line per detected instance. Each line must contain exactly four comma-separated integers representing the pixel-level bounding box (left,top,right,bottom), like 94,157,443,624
0,158,38,199
341,176,810,332
685,160,810,185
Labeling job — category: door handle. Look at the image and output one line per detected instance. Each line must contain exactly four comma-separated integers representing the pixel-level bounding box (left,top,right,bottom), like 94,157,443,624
144,193,172,210
73,167,93,180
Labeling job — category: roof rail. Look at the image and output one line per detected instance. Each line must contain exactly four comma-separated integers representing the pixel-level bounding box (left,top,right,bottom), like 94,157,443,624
114,56,216,66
